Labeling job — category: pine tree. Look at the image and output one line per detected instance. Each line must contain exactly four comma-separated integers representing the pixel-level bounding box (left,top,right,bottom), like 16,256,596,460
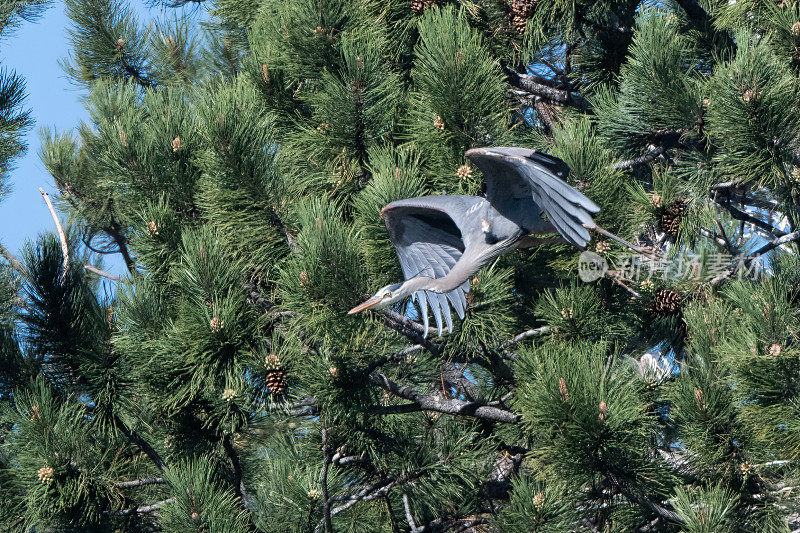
3,0,800,530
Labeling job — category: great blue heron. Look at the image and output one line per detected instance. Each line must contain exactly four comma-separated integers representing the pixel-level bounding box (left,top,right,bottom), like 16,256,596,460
348,147,602,337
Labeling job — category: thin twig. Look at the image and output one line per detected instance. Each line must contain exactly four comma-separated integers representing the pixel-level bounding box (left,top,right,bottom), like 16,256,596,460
714,197,786,238
606,270,642,298
592,225,661,260
710,230,800,285
40,188,69,284
114,478,165,489
499,327,551,350
116,498,174,516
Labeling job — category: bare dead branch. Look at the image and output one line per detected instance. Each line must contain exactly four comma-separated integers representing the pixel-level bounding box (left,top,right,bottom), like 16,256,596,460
39,188,69,284
84,264,121,281
321,426,334,533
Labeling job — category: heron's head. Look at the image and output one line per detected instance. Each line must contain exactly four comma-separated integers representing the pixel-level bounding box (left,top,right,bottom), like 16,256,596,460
347,282,406,315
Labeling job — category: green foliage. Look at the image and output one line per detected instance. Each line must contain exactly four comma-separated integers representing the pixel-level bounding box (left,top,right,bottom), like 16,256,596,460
706,31,800,186
535,282,623,341
64,0,152,87
594,10,702,158
278,197,376,343
0,68,32,193
516,342,667,493
671,483,739,533
494,475,573,531
7,0,800,529
159,458,250,533
353,144,426,280
0,0,49,37
411,6,510,169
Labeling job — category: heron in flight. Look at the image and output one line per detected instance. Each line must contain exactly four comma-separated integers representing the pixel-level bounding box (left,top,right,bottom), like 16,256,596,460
348,147,601,337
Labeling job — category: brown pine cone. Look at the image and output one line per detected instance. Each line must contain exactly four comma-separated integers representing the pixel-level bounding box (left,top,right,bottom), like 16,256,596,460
651,289,682,316
510,0,536,33
658,198,687,239
265,369,287,396
411,0,435,14
264,354,287,396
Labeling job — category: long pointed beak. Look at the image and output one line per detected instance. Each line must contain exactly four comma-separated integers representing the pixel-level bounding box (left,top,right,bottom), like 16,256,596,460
348,296,382,315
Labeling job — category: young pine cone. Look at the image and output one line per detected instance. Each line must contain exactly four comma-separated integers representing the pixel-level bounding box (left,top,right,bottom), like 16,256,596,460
650,289,682,316
38,466,55,485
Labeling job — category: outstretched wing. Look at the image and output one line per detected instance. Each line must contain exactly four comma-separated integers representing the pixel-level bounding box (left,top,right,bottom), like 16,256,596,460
381,196,476,337
466,147,600,248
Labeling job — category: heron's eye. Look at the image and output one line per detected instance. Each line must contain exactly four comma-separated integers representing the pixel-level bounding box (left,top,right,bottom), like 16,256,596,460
385,291,392,299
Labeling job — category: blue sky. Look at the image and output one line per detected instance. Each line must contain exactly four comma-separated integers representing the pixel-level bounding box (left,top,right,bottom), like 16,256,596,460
0,0,167,276
2,2,87,261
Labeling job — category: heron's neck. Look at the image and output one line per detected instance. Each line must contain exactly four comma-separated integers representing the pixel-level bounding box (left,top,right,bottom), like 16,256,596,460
399,275,436,296
400,275,461,295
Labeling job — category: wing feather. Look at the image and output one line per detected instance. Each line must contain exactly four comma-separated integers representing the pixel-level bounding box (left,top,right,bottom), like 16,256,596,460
467,147,600,248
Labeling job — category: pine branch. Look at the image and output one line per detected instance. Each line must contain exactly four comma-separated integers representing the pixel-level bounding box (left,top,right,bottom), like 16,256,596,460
609,145,667,171
604,469,683,524
116,414,167,472
104,221,136,274
221,434,249,508
368,371,520,423
315,465,441,533
402,492,418,531
320,426,334,533
713,197,786,238
750,230,800,256
243,280,275,312
710,230,800,284
499,326,551,350
414,516,489,532
359,345,424,377
710,182,779,211
501,62,590,111
673,0,712,26
60,189,137,274
381,309,442,354
384,493,400,533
